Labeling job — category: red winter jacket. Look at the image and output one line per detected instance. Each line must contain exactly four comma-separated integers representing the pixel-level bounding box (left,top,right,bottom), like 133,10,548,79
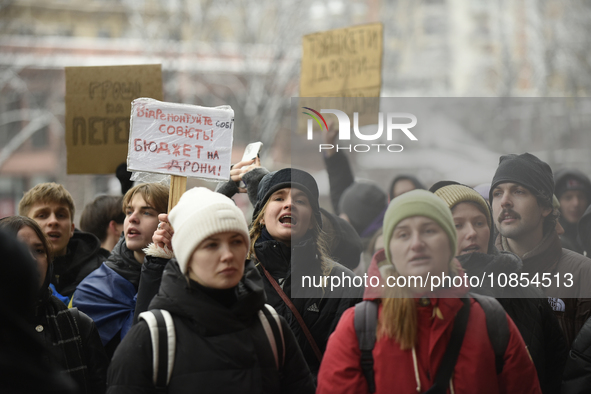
317,269,542,393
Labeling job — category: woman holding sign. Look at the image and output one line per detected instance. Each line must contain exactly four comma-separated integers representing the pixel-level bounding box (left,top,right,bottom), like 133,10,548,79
107,188,314,393
144,166,362,377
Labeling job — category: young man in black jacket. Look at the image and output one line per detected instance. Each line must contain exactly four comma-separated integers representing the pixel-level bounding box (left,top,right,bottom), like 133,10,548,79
19,182,105,300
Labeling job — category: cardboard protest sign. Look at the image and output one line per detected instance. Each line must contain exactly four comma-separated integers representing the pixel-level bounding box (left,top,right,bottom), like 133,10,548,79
65,64,163,174
127,98,234,182
300,22,383,97
298,23,382,135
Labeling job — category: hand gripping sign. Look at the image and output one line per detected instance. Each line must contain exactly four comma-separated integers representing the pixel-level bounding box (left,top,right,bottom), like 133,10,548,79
127,98,234,182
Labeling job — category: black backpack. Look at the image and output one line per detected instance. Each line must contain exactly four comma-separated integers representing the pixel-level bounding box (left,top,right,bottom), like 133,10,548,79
354,293,510,393
139,304,285,391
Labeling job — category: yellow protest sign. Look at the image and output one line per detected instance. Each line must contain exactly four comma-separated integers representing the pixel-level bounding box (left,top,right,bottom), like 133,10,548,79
300,23,383,97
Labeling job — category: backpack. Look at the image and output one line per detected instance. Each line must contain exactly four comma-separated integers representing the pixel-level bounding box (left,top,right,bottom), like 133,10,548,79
354,293,510,393
139,304,285,391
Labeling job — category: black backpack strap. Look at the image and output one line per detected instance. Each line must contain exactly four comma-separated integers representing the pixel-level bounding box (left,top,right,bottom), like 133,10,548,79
139,309,176,391
354,300,379,393
426,297,471,394
470,293,509,374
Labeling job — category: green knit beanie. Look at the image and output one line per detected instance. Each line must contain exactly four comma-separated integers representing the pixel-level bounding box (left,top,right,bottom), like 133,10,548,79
383,189,457,265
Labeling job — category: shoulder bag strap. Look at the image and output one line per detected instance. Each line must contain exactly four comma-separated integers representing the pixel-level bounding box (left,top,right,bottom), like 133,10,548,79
260,264,323,362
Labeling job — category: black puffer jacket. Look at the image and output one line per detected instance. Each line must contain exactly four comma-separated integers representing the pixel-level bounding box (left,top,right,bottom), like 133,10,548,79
458,252,568,394
562,316,591,393
107,261,315,393
52,229,105,297
254,236,362,376
35,255,109,393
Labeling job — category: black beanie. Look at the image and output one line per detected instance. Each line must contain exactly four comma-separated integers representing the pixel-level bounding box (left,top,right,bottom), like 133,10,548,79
338,182,387,237
252,168,322,228
489,153,554,203
554,169,591,201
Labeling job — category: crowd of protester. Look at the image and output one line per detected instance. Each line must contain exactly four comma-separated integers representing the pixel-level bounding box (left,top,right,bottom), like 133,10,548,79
3,142,591,394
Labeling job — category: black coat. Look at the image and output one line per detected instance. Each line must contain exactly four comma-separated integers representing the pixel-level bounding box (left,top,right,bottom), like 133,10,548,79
254,236,362,375
52,229,106,297
107,261,315,394
562,316,591,393
0,228,78,394
458,251,568,394
36,254,109,394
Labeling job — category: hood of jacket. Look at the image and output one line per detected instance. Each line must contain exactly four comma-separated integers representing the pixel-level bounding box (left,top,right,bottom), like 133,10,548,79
51,228,105,296
319,207,363,270
456,251,531,298
105,235,142,289
148,260,266,336
254,233,323,277
53,229,102,271
495,230,563,275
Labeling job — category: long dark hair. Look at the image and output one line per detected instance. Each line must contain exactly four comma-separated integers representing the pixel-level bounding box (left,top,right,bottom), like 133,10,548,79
0,216,53,263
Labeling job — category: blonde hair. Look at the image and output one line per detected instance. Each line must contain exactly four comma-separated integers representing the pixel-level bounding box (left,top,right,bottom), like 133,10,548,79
19,182,76,219
122,183,169,215
249,199,333,277
378,254,458,349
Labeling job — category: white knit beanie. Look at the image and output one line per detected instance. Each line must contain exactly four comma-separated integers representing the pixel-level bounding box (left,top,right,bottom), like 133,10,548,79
168,187,250,275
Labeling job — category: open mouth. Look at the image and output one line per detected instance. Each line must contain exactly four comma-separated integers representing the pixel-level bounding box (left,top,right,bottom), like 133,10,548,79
279,214,295,225
46,231,61,241
127,229,141,237
461,245,480,254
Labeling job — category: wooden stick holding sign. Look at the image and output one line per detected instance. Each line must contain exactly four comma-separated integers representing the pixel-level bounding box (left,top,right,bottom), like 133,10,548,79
168,175,187,212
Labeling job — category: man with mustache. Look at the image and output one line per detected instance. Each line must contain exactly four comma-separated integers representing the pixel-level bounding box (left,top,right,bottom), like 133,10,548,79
490,153,591,348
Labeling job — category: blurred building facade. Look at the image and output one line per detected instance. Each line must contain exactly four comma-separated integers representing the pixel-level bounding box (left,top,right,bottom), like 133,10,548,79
2,0,591,221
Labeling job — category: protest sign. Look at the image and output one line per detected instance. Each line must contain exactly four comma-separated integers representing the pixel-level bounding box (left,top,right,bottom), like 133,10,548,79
300,22,383,97
299,23,382,135
65,64,163,174
127,98,234,182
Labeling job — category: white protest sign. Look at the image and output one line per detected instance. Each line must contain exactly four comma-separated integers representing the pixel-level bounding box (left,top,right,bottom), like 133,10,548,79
127,98,234,181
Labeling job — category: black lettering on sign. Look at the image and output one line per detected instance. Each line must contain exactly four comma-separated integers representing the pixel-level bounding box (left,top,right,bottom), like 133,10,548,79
89,81,141,100
71,117,130,146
